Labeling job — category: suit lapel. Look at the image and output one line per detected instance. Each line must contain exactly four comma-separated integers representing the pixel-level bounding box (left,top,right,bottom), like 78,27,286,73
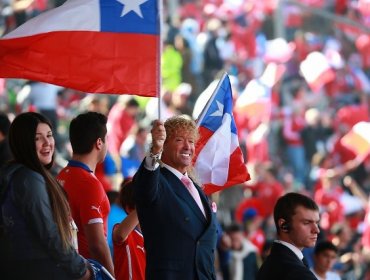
162,168,208,222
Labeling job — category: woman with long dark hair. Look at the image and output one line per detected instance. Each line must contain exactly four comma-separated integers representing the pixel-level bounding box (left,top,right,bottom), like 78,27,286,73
0,112,91,279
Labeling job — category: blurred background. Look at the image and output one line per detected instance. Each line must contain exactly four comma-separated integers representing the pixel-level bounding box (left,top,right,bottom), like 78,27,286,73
2,0,370,279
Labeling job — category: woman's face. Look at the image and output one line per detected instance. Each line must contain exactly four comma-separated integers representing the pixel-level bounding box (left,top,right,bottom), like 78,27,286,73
35,123,54,166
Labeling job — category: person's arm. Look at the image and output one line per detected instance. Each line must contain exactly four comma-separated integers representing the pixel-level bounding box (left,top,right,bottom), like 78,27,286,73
84,223,115,277
343,175,368,206
143,120,165,171
133,120,165,202
112,210,139,244
12,0,34,12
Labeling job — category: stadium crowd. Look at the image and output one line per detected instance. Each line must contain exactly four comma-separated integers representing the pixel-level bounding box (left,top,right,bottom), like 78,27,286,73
2,0,370,279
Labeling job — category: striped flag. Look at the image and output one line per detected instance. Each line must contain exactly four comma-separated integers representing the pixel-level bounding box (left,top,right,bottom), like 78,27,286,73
0,0,160,96
193,73,250,194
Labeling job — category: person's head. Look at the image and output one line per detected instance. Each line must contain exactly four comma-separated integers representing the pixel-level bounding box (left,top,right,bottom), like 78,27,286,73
313,241,338,274
118,96,140,117
0,113,10,141
274,192,320,250
161,116,199,174
119,179,135,213
9,112,55,170
69,111,107,161
225,222,245,251
135,126,148,146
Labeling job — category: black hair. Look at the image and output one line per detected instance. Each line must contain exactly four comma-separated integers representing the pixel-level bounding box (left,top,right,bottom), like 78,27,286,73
119,179,135,211
225,222,244,234
69,111,107,154
274,192,319,234
314,240,338,255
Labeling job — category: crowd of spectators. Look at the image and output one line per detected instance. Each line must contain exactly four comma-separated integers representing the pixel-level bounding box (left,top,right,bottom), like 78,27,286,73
2,0,370,279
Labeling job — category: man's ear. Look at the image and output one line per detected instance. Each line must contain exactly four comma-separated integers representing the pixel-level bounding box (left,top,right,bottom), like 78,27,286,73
279,219,290,232
96,137,103,150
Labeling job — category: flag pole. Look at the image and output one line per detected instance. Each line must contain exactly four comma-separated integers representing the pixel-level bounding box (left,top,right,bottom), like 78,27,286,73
196,72,228,127
157,0,163,120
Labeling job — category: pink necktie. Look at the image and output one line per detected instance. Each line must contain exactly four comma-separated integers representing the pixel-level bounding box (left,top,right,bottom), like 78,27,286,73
181,176,206,217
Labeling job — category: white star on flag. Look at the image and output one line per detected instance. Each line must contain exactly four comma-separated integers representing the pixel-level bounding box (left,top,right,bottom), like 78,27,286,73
210,101,224,117
116,0,148,18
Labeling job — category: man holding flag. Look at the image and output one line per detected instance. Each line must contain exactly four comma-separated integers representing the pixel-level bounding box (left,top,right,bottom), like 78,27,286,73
132,73,249,279
132,116,218,280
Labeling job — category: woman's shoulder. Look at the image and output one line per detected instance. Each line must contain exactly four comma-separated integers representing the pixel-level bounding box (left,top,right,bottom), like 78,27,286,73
6,164,45,190
11,164,43,181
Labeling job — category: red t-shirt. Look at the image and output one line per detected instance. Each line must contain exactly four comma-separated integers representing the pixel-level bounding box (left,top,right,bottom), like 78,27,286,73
57,162,110,258
113,226,146,280
107,104,136,155
252,181,284,217
314,186,344,230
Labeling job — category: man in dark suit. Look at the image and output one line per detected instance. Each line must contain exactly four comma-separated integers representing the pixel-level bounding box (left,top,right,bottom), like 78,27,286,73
257,192,320,280
133,116,218,280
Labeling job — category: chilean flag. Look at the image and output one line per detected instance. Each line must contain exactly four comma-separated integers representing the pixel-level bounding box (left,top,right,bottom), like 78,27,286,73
341,122,370,158
300,51,335,93
0,0,160,96
193,73,250,195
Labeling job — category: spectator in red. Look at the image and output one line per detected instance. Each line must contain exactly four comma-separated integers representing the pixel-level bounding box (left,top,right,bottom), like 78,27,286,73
247,162,284,218
106,96,140,169
314,171,345,232
282,104,306,186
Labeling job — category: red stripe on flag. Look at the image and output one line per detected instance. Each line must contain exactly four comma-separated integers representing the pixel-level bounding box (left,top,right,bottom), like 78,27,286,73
0,31,159,96
195,126,250,195
193,126,212,163
203,148,250,195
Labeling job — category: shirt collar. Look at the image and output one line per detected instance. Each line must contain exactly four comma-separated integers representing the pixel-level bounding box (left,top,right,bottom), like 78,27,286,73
161,162,187,180
274,240,304,260
67,160,93,173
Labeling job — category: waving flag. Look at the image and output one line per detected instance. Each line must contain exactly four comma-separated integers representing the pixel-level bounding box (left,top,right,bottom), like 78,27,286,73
235,63,285,121
193,73,250,195
341,122,370,158
300,51,335,93
0,0,160,96
235,78,271,119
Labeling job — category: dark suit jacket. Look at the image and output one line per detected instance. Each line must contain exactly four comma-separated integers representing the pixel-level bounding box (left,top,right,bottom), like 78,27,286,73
257,242,318,280
133,163,218,280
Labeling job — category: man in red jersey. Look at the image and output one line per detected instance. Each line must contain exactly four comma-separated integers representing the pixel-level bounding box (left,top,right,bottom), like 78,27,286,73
57,112,114,277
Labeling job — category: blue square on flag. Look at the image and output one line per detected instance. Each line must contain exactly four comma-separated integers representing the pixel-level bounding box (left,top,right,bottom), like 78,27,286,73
198,76,237,135
100,0,159,34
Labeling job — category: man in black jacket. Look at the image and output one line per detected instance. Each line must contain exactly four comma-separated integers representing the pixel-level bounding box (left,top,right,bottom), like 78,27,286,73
133,116,218,280
257,192,320,280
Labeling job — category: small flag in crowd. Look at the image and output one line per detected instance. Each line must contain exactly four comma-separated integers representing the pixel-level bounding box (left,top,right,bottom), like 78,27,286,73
235,62,285,120
235,78,271,119
263,38,295,63
341,122,370,158
193,73,250,195
300,51,335,92
0,0,160,96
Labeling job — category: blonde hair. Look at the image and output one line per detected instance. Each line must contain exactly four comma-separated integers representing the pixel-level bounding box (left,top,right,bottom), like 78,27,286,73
164,115,199,142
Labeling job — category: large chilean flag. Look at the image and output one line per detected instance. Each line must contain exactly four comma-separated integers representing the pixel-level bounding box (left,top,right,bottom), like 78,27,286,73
194,73,250,195
0,0,160,96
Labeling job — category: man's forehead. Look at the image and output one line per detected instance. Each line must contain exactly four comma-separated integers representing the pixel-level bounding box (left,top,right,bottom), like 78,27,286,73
293,206,320,219
174,130,195,138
